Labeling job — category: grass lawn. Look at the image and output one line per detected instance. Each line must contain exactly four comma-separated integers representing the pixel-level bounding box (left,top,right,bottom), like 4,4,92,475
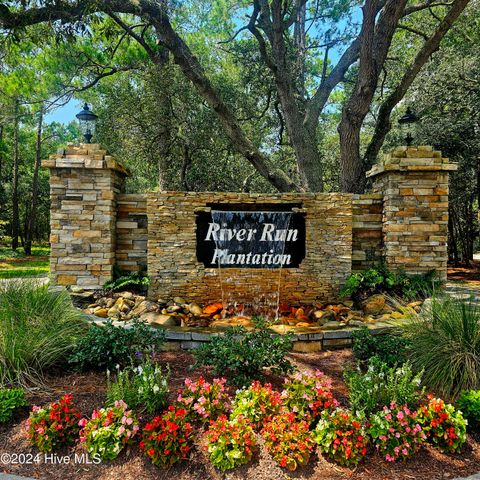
0,245,50,279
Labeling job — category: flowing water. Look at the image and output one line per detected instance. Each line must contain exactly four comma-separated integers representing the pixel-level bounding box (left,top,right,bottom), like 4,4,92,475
210,210,293,320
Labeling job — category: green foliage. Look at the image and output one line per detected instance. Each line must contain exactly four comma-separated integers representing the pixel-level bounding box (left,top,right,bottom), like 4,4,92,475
351,328,409,367
0,388,28,423
103,270,150,292
193,327,294,387
106,360,170,415
69,319,164,372
340,266,439,300
418,397,467,453
205,415,257,471
344,358,424,416
404,297,480,398
79,400,139,461
457,390,480,433
0,281,88,386
314,408,369,467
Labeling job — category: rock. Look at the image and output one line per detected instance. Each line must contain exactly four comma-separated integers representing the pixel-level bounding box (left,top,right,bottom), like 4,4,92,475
342,300,354,308
390,311,405,319
167,305,182,313
203,302,223,315
361,294,386,315
135,295,146,304
87,303,98,309
381,305,394,314
131,300,158,317
295,307,305,318
296,322,315,328
189,303,203,316
70,286,84,293
210,316,253,328
105,298,115,309
107,306,121,319
119,291,134,300
321,321,344,330
407,301,423,308
349,320,364,328
313,310,336,325
363,315,376,323
94,308,109,318
173,297,186,305
141,312,177,327
156,298,168,305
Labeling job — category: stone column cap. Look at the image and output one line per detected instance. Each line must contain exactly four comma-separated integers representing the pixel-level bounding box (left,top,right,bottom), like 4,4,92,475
366,146,458,178
41,143,129,176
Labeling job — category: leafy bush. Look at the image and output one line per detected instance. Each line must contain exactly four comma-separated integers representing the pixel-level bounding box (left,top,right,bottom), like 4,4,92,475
417,397,467,453
69,319,164,371
457,390,480,433
262,411,315,471
0,281,87,386
0,388,28,423
314,408,369,467
26,394,82,452
205,415,256,471
103,270,150,293
281,370,338,424
176,376,231,423
107,360,170,415
194,326,294,387
404,297,480,398
140,406,193,468
79,400,139,461
351,328,409,367
231,381,283,429
340,265,439,300
369,402,426,462
345,358,424,416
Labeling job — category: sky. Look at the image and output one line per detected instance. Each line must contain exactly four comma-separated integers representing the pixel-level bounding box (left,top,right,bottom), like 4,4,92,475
44,99,80,124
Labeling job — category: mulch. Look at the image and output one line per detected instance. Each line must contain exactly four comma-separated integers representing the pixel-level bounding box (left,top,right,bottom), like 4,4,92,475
1,349,479,480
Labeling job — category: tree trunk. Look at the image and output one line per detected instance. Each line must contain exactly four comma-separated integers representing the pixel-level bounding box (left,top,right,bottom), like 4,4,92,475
11,100,20,251
0,124,3,181
24,107,43,255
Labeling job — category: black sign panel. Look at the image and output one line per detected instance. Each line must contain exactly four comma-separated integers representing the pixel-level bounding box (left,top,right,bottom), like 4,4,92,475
196,210,305,269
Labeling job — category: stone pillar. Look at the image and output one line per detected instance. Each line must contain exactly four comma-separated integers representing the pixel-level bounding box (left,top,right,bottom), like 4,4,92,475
366,146,457,281
42,143,129,289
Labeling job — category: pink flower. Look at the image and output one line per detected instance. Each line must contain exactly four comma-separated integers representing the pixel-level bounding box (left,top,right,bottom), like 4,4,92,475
126,417,133,425
78,418,87,427
385,414,392,421
402,448,408,455
118,426,125,435
397,411,404,420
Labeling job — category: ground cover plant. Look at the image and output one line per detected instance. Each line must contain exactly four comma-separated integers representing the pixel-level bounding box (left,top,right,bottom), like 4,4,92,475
103,270,150,293
79,400,139,461
26,394,82,453
194,326,294,387
69,319,164,371
0,281,87,386
0,388,28,423
404,296,480,398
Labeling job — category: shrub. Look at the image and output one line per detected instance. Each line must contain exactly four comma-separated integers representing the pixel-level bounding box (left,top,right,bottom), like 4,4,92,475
194,326,294,387
0,281,87,386
107,360,170,415
26,394,82,452
403,297,480,398
457,390,480,433
345,357,424,416
103,270,150,293
417,396,467,453
369,402,426,462
314,408,369,467
281,370,338,424
262,411,315,471
351,327,409,367
340,265,439,301
79,400,139,461
231,381,283,429
0,388,28,423
176,376,231,423
140,406,193,468
69,319,164,371
205,415,256,471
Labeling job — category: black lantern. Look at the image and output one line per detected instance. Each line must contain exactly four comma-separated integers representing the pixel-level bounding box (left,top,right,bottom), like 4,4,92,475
75,103,98,144
398,107,418,146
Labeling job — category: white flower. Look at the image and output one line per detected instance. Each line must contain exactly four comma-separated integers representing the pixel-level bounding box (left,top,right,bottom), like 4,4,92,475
153,385,160,394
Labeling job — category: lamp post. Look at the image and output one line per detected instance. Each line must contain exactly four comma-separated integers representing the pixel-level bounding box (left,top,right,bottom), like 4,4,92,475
398,107,418,146
75,103,98,144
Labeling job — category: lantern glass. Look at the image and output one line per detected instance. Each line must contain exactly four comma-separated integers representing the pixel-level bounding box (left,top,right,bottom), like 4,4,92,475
75,103,98,144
